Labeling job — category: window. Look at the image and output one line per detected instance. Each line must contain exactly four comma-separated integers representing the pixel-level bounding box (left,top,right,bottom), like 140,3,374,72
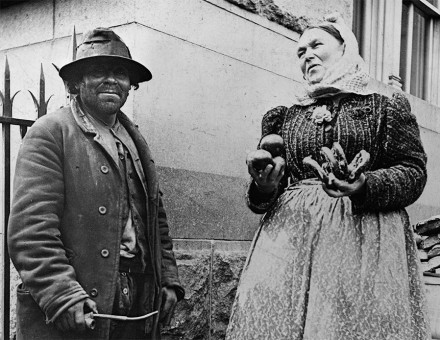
354,0,440,103
400,0,438,99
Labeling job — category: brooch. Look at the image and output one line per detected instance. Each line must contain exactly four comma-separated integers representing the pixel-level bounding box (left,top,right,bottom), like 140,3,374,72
310,105,334,132
311,105,332,124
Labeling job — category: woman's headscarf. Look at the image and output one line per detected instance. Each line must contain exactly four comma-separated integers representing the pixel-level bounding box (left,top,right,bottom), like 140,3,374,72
294,13,373,106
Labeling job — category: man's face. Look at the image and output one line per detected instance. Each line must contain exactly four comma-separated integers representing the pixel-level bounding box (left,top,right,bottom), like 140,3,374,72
78,62,131,116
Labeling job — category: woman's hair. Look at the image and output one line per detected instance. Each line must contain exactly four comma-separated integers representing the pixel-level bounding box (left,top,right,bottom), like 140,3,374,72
301,24,344,45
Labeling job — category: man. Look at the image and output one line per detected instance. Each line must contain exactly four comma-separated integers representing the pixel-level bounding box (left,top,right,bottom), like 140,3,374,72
8,27,184,340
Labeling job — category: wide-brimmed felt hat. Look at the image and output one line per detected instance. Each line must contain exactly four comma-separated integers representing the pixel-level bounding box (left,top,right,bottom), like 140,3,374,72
59,27,152,84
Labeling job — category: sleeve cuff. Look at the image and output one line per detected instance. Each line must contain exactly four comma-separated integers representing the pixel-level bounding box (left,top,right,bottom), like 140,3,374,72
46,291,89,323
164,284,185,301
246,180,280,214
349,174,369,214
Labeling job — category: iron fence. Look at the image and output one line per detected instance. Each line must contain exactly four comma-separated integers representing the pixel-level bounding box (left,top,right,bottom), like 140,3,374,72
1,56,50,340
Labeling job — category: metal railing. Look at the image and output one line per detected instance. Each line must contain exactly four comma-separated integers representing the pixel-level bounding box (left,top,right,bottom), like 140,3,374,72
1,56,50,340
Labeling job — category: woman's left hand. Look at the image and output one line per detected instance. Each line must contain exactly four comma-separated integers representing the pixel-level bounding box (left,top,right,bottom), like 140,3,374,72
322,173,366,198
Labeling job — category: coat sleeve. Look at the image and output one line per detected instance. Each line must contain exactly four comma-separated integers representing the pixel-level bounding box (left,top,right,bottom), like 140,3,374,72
246,106,289,214
7,120,88,323
158,194,185,301
350,93,427,212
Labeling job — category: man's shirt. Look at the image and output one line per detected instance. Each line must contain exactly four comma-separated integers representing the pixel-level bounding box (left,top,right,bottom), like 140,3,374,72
83,107,149,272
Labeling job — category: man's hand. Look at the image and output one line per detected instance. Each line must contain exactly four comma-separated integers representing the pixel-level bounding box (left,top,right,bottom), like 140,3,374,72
54,298,97,333
322,173,366,198
160,286,178,326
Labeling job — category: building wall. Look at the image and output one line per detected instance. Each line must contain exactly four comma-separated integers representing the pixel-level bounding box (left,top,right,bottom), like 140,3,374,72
1,0,439,339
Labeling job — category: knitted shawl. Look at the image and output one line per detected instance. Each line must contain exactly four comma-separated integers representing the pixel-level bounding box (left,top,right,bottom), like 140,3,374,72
294,13,373,106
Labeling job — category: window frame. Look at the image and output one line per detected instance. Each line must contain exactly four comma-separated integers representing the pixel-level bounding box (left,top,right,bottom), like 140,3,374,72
354,0,440,104
401,0,439,99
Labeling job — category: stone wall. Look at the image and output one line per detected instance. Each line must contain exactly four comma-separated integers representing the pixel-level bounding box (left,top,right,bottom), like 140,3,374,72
224,0,309,32
224,0,354,31
162,240,249,340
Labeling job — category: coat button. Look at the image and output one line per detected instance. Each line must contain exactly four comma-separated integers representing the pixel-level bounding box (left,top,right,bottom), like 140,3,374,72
100,165,109,174
101,249,109,258
90,288,98,297
123,288,129,295
98,206,107,215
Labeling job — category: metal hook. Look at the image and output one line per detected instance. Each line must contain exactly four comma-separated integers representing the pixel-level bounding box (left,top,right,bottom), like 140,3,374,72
84,310,158,330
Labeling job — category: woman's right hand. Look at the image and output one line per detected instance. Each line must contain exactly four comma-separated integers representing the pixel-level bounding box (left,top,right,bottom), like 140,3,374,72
247,152,286,194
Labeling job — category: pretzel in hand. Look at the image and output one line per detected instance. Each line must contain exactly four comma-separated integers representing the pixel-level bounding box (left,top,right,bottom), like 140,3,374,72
303,142,370,184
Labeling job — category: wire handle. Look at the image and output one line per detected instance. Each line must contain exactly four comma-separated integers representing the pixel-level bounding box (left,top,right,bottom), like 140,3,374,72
85,310,158,330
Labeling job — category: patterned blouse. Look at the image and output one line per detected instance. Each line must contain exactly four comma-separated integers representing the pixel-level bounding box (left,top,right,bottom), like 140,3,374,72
247,92,427,214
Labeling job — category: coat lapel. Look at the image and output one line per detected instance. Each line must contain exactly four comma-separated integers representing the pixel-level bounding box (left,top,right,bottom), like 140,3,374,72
70,97,122,169
117,112,159,204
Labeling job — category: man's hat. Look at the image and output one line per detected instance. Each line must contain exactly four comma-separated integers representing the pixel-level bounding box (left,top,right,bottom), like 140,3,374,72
59,27,152,84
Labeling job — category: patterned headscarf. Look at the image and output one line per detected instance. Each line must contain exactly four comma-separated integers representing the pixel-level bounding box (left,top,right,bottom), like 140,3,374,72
294,13,373,106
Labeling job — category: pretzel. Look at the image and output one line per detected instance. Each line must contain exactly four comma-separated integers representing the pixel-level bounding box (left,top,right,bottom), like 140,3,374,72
303,156,327,182
320,146,345,180
331,142,349,178
347,150,370,182
303,142,370,183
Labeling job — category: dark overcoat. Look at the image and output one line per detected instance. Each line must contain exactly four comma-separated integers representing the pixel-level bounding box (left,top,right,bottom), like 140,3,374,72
7,104,183,339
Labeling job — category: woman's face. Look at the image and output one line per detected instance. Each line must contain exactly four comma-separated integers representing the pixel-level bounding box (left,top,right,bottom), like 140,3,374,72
297,28,345,84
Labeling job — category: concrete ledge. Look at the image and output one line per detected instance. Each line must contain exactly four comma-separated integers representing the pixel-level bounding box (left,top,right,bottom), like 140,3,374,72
222,0,354,30
223,0,308,32
158,167,261,240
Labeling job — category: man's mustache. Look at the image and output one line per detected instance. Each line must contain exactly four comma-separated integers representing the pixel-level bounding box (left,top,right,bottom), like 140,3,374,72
97,84,123,95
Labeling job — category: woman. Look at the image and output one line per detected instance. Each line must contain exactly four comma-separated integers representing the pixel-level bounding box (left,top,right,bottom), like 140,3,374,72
226,14,430,340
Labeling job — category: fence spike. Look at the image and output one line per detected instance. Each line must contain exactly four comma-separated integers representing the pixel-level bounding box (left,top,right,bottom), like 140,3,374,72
3,56,20,117
5,56,10,87
68,25,77,62
28,90,39,110
28,64,51,117
11,91,19,104
20,125,28,138
0,58,6,106
4,56,11,116
52,63,60,73
40,63,45,111
45,94,54,107
72,25,77,61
